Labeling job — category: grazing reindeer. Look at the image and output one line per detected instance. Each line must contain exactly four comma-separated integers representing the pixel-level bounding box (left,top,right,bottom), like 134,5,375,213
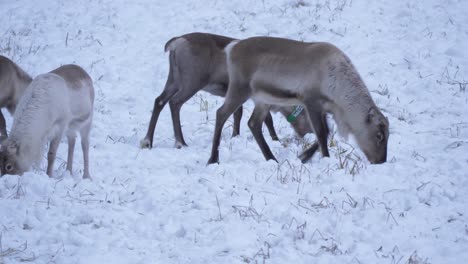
0,56,33,140
0,64,94,179
208,37,389,165
140,33,311,149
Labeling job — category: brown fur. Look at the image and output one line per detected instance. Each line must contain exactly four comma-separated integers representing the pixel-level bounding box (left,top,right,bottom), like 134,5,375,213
0,56,32,140
141,33,311,150
208,36,389,165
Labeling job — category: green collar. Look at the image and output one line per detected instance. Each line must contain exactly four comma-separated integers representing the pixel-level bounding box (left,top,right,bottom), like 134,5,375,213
287,106,304,122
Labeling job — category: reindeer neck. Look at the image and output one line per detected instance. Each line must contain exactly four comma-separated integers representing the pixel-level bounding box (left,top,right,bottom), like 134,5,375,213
9,92,50,167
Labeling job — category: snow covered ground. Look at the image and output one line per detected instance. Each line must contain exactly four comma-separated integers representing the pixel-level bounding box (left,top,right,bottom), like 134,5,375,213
0,0,467,263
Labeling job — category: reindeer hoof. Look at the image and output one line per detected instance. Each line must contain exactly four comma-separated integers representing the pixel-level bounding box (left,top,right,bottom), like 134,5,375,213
174,141,188,149
140,138,152,149
299,142,320,163
267,156,278,163
299,152,311,164
207,155,219,165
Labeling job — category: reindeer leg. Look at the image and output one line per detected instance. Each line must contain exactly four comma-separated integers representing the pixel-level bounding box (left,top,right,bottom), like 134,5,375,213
232,106,243,137
248,104,277,161
299,113,329,163
168,80,212,148
141,52,179,149
0,110,7,142
264,112,279,141
66,133,76,174
141,84,177,149
312,112,330,157
47,136,62,177
321,113,330,140
207,82,250,165
168,101,188,148
80,121,92,179
304,106,330,159
299,142,319,163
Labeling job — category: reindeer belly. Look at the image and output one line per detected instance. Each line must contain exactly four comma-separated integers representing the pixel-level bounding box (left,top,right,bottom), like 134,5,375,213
252,90,301,106
251,78,302,106
67,88,93,128
201,83,227,97
46,116,69,140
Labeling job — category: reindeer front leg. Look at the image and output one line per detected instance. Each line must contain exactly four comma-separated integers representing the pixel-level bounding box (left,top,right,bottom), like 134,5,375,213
207,82,250,165
299,141,319,163
299,112,329,163
304,105,330,158
207,102,241,164
0,110,8,141
264,112,279,141
141,87,177,149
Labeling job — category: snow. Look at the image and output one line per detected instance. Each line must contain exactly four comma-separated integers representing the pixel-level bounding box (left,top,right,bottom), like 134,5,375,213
1,0,467,263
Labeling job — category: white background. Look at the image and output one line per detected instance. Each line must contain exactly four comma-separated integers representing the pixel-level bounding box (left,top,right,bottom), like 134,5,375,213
0,0,467,263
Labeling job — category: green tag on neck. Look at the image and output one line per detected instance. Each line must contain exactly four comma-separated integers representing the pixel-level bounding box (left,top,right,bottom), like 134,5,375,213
287,106,304,123
287,115,297,122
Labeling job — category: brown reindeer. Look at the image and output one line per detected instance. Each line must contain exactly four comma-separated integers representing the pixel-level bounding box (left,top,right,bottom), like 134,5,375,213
0,56,32,141
207,37,389,165
140,33,312,149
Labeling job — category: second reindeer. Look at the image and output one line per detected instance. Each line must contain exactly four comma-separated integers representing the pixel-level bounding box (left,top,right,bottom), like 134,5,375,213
0,65,95,179
141,32,312,150
208,37,389,165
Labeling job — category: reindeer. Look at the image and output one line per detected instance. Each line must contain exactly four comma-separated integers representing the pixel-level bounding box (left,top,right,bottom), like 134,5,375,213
207,37,389,165
0,56,33,140
140,33,311,149
0,64,94,179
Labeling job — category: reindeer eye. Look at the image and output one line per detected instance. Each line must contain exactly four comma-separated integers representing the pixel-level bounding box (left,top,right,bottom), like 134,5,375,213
377,132,384,142
5,163,13,172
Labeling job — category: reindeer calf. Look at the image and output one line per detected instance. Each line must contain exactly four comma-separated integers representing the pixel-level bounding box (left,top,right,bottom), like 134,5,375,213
0,65,94,179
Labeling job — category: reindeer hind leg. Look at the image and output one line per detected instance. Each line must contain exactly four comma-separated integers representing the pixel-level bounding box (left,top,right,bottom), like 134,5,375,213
248,104,277,161
66,132,76,174
141,82,178,149
79,121,92,179
232,106,243,138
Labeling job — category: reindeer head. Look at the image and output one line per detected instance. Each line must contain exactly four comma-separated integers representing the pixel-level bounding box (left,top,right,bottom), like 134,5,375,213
0,140,25,176
355,107,389,164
